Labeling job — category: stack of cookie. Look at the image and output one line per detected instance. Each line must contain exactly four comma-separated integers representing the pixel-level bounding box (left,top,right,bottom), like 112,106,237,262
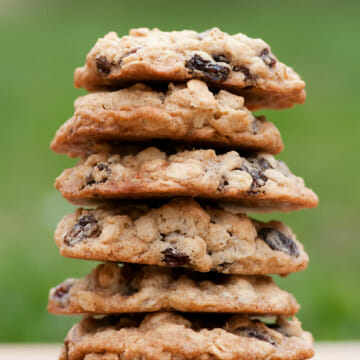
49,28,318,360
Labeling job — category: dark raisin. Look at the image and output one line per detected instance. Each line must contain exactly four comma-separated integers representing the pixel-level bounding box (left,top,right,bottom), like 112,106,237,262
86,163,111,186
185,54,230,82
54,284,71,299
258,228,299,257
96,56,113,76
233,65,256,83
240,165,268,194
248,156,272,171
217,176,229,191
161,248,191,267
64,214,101,247
213,54,230,63
259,48,276,68
97,163,108,171
240,156,273,194
250,168,267,189
236,327,277,346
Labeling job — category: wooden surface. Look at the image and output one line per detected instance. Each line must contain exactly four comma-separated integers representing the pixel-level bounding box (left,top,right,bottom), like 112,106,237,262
0,342,359,359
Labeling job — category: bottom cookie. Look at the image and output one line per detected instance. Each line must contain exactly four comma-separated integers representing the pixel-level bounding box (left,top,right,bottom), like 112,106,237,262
60,312,314,360
48,262,299,316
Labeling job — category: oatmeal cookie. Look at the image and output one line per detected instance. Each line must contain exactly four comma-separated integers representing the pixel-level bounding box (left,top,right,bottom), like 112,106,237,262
60,312,314,360
55,147,318,211
51,80,283,157
48,262,299,315
54,199,308,274
74,28,306,110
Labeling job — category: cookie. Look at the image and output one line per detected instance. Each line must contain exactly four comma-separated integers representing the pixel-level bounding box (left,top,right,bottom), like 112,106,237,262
51,80,283,158
60,312,314,360
48,262,299,315
55,147,318,212
74,28,306,110
54,198,308,274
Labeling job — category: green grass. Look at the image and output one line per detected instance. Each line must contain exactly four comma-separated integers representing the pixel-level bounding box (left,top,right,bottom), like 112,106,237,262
0,0,359,342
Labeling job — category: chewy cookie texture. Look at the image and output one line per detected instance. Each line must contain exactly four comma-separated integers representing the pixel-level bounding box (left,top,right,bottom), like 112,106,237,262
55,147,318,211
60,312,314,360
49,26,317,360
48,262,299,315
74,28,306,110
55,198,308,275
51,80,283,157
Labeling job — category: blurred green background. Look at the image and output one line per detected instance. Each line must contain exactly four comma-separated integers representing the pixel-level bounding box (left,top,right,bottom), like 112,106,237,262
0,0,359,342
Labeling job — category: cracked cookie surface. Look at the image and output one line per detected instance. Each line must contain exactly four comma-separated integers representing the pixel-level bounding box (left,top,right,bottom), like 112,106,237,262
54,199,308,274
55,147,318,212
48,262,299,315
51,80,283,157
59,312,314,360
74,28,306,110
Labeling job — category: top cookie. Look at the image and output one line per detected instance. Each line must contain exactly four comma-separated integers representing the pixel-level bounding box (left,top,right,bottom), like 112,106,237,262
74,28,306,110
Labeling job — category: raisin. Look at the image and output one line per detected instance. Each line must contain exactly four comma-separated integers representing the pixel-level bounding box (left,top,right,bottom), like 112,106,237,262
240,156,273,194
213,53,230,63
233,65,256,83
185,54,230,82
250,168,267,189
217,176,229,191
248,156,272,171
53,282,73,308
161,248,191,267
258,228,299,257
54,284,71,299
236,327,277,346
96,56,113,76
240,165,268,194
97,163,108,171
86,163,111,186
259,48,276,68
64,214,101,247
